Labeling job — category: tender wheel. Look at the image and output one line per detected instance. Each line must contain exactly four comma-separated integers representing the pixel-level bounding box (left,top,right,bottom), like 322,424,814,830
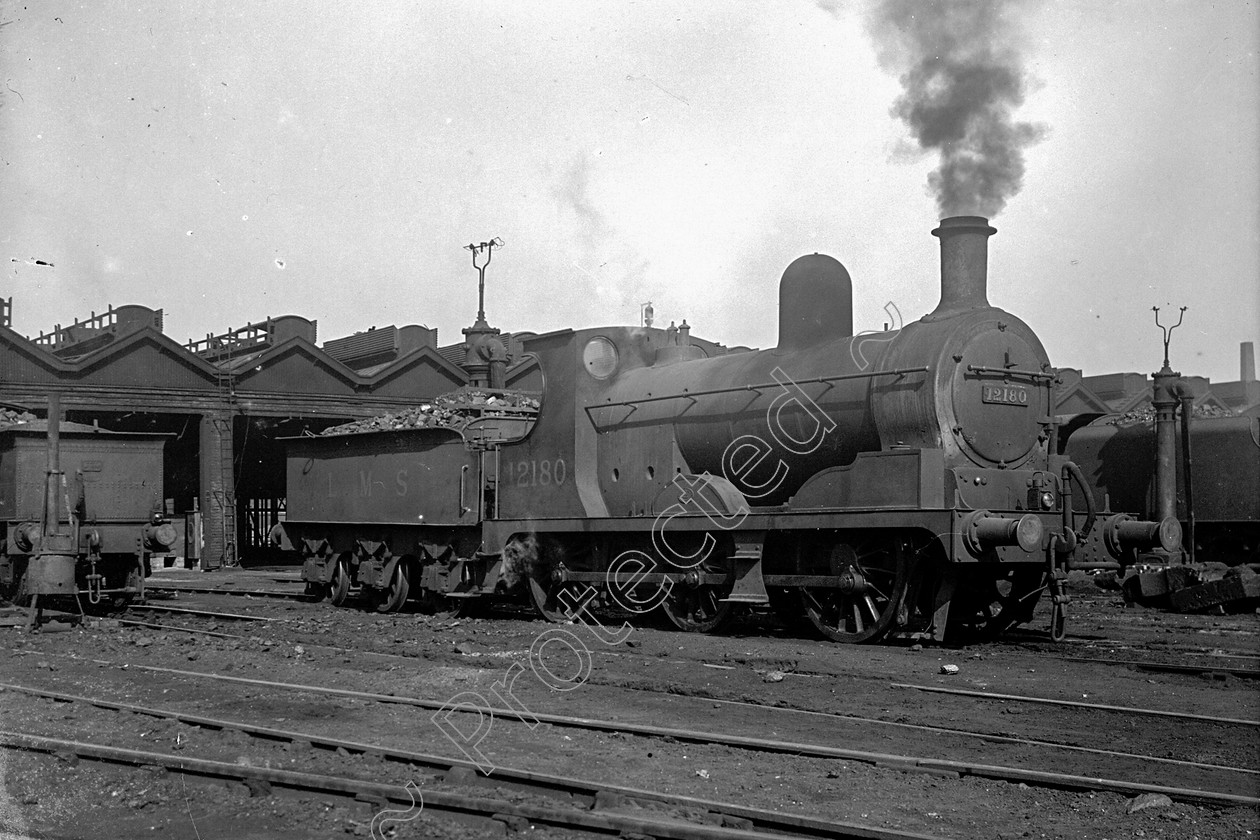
375,562,410,613
328,555,352,607
799,537,910,643
659,553,734,633
951,567,1047,639
414,556,474,619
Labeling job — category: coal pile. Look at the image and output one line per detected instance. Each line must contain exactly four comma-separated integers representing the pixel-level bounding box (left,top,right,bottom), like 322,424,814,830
322,389,540,436
1108,403,1236,427
0,407,36,430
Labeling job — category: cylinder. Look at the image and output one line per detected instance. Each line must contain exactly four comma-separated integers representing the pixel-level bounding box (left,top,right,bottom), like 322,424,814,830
1242,342,1256,383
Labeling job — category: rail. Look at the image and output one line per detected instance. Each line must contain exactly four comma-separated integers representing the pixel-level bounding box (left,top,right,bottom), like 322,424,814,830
892,683,1260,726
0,683,931,840
15,650,1255,807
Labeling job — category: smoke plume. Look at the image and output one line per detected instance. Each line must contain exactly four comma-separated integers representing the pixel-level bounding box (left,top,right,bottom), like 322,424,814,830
553,153,650,313
867,0,1046,218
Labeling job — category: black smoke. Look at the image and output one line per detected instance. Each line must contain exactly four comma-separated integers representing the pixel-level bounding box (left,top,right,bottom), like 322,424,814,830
867,0,1047,218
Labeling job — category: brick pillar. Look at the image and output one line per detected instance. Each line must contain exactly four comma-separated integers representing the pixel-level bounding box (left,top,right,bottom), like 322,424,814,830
199,412,236,569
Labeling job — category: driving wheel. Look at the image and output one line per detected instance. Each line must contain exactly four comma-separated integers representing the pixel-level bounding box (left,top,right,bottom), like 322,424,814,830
799,536,911,643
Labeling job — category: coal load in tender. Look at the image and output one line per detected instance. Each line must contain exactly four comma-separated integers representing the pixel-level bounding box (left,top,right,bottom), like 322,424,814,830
320,389,540,436
0,408,37,430
1107,403,1236,427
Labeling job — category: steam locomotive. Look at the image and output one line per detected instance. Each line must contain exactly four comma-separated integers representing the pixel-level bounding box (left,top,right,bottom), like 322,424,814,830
276,217,1177,643
0,398,176,621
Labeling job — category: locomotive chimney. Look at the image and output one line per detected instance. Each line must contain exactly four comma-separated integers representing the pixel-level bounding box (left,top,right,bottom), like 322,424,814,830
926,215,996,321
1242,341,1256,383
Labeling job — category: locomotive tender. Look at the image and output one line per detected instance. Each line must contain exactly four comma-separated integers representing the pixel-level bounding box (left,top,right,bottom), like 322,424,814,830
1063,414,1259,568
0,399,175,618
279,217,1177,642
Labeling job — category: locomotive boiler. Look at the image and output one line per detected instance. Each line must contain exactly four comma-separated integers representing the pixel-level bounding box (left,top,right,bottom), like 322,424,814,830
278,217,1177,642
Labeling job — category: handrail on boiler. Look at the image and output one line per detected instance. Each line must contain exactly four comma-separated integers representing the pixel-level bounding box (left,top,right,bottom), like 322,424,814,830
584,366,930,420
965,365,1056,381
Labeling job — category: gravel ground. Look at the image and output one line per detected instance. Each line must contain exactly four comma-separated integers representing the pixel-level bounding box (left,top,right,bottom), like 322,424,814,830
0,568,1256,840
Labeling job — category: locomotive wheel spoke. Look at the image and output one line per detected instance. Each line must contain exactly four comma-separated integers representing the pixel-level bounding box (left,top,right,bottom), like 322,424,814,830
659,554,734,634
661,585,732,633
528,577,591,623
800,537,910,644
522,537,595,624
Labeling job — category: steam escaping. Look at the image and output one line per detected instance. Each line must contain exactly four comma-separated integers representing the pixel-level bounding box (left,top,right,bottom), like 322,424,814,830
552,153,650,313
500,532,538,589
867,0,1046,218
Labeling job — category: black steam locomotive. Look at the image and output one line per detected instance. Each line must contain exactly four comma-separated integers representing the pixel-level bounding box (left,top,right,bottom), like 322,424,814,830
276,217,1176,642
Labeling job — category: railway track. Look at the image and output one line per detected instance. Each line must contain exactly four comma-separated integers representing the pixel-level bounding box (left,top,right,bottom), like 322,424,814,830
126,603,277,621
105,614,1260,766
0,682,931,840
121,602,1260,680
2,734,909,840
32,619,1260,784
890,683,1260,727
10,648,1258,807
144,582,313,601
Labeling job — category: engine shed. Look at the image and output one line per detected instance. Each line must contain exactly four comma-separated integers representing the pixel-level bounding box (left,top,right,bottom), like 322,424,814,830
0,302,545,568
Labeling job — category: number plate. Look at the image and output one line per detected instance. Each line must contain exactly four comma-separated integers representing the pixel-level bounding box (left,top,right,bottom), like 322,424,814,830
981,385,1029,406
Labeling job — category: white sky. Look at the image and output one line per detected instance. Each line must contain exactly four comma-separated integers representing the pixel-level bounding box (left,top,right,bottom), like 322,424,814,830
2,1,1257,382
